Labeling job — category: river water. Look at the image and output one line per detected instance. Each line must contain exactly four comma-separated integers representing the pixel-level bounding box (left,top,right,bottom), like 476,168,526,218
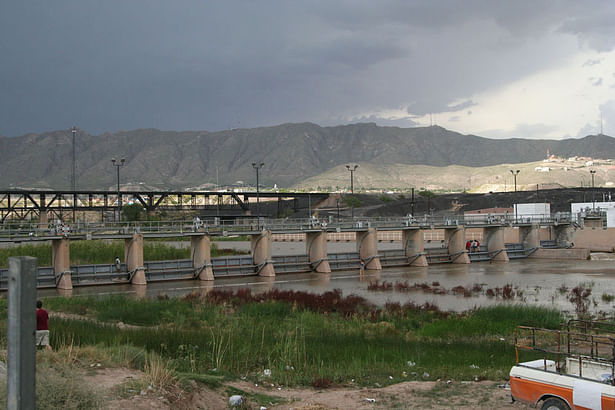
38,241,615,314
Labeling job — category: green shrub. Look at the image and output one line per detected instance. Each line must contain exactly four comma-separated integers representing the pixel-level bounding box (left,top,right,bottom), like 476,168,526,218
418,305,563,338
0,364,103,410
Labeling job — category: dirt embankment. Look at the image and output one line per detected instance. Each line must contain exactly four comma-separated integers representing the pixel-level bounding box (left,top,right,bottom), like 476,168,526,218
81,366,531,409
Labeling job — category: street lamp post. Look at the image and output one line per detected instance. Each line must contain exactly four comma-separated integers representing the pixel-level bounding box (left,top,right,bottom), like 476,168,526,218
111,158,125,221
71,126,77,192
590,170,596,211
71,126,78,222
510,169,520,222
345,164,358,218
336,197,341,219
510,169,520,192
252,162,264,218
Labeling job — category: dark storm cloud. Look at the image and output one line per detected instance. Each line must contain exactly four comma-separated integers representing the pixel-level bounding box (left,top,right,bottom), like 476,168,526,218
0,0,613,137
559,10,615,52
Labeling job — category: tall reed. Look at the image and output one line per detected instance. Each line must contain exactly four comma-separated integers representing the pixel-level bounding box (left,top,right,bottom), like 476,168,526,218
34,295,565,386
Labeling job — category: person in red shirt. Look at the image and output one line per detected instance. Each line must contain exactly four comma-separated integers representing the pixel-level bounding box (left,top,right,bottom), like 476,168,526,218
36,300,52,351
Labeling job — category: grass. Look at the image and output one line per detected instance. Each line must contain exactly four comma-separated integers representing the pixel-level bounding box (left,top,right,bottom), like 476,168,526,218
5,291,566,389
417,305,564,339
0,349,104,410
0,239,244,268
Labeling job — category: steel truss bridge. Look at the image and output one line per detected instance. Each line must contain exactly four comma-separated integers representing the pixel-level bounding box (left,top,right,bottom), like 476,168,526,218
0,190,329,222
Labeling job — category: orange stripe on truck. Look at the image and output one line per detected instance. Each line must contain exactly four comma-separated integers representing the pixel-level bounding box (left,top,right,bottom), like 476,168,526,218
510,376,615,410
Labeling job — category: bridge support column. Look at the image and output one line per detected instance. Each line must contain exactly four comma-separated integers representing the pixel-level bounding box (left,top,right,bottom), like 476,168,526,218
191,234,214,281
555,225,574,248
52,238,72,290
251,230,275,277
519,225,540,249
39,209,48,227
402,229,428,267
356,228,382,270
125,234,146,285
444,227,470,264
483,227,509,262
306,231,331,273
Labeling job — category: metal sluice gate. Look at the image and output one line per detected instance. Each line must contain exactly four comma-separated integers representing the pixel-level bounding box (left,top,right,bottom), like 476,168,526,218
0,252,380,290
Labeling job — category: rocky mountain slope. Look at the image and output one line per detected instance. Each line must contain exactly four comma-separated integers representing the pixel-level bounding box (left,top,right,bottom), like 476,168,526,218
1,123,613,190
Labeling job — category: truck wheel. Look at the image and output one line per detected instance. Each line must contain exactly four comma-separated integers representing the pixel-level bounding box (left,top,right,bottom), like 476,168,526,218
541,397,569,410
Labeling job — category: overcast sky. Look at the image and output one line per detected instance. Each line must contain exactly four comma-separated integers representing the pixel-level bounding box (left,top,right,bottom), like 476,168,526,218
1,1,614,139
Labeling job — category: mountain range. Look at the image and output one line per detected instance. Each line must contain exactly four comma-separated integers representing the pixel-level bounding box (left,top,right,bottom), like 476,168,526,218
1,123,613,190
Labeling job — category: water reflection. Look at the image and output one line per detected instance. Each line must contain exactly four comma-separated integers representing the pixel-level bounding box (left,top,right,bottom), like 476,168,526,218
35,245,615,314
133,284,147,299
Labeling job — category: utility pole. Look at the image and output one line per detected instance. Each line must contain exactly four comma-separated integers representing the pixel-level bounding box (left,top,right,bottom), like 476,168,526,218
510,169,520,223
71,126,77,222
111,158,125,221
336,196,340,219
71,126,77,191
590,170,596,211
346,164,358,218
252,162,264,217
7,256,37,410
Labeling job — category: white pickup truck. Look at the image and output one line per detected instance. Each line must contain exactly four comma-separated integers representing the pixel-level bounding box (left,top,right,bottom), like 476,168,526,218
510,321,615,410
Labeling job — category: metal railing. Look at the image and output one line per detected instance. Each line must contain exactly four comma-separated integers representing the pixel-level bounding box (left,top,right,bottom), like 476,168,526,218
0,213,579,241
515,322,615,384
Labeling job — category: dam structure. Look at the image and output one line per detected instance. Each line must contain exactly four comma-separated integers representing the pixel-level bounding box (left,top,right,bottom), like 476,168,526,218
0,212,599,291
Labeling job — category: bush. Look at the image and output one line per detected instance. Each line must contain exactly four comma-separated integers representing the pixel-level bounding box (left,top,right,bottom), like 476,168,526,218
344,196,362,208
0,364,103,410
121,203,146,221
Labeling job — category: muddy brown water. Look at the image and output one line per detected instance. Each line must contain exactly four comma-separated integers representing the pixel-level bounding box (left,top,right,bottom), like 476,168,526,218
38,241,615,314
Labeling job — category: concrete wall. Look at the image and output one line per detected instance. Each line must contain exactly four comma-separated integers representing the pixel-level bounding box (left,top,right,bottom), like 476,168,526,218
571,227,615,252
530,248,590,260
503,227,519,243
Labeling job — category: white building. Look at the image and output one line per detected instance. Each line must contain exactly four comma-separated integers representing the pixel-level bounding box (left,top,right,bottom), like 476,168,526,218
514,203,551,222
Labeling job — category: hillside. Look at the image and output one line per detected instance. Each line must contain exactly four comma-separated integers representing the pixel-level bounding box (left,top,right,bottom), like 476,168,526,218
1,123,613,190
297,158,615,192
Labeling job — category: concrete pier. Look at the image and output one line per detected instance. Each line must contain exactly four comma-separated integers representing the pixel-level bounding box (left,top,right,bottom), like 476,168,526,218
39,210,48,226
357,228,382,270
125,234,146,285
52,238,72,290
519,225,540,249
251,230,275,277
445,226,470,264
483,226,509,262
554,225,574,248
402,229,428,267
191,234,214,281
306,231,331,273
